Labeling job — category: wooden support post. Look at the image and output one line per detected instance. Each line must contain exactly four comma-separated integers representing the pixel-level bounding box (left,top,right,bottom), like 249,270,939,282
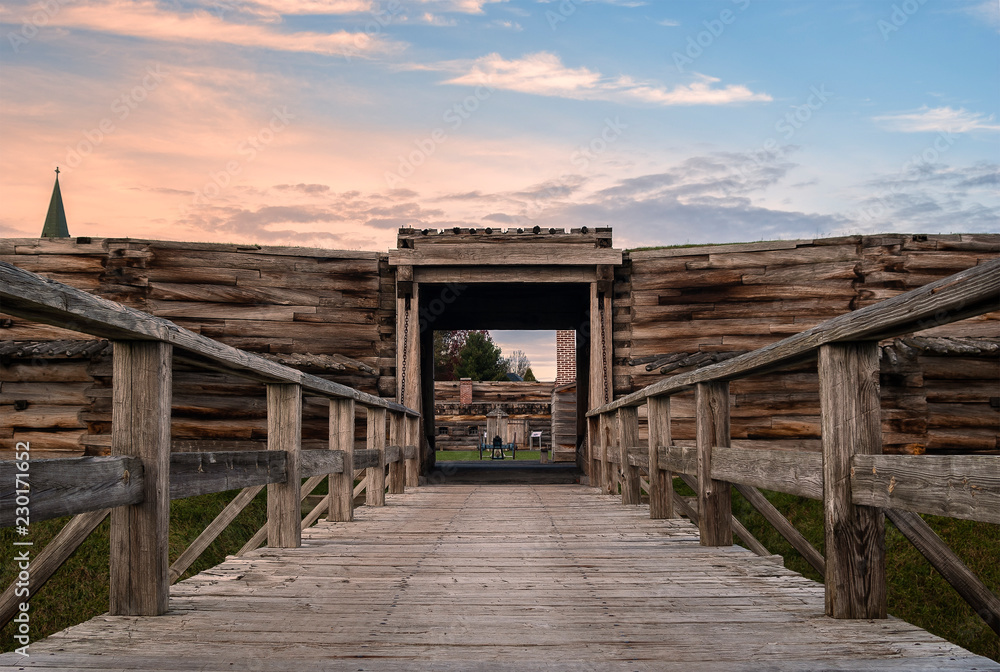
599,413,614,495
695,381,732,546
647,396,674,519
328,398,355,522
366,407,387,506
267,383,302,549
819,342,886,620
587,415,600,487
405,415,419,488
109,341,172,616
618,407,640,505
387,412,405,495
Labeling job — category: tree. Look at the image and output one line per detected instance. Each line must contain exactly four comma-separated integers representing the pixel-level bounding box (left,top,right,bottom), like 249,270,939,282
505,349,532,378
434,330,483,380
454,332,508,381
522,367,537,382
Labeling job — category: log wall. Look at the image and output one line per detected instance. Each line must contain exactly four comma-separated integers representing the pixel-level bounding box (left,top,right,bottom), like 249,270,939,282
615,234,999,454
434,381,554,452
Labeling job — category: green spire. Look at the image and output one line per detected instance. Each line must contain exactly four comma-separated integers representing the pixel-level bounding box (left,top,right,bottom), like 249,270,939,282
41,167,69,238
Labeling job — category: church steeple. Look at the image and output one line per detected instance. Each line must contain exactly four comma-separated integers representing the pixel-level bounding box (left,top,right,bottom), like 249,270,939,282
41,167,69,238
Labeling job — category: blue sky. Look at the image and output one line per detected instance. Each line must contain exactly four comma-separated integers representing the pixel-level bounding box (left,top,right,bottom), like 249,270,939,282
1,0,997,378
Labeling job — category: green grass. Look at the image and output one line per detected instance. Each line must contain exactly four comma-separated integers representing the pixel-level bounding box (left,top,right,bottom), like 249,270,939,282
436,450,542,461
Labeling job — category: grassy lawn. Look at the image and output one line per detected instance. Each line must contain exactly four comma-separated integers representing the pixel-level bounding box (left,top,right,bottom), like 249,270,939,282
436,450,542,461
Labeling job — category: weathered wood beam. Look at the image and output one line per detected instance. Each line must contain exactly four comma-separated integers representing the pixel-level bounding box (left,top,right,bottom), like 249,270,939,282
388,245,622,266
405,415,419,488
589,257,1000,415
618,408,641,505
696,382,732,547
852,455,1000,525
387,414,406,494
647,396,674,519
711,446,824,500
352,449,381,470
328,399,355,522
886,508,1000,636
238,474,325,556
0,509,109,628
820,342,886,620
168,485,264,584
657,443,698,477
0,457,142,527
733,483,826,576
170,451,286,500
298,450,346,479
109,341,171,617
266,383,301,549
366,407,386,507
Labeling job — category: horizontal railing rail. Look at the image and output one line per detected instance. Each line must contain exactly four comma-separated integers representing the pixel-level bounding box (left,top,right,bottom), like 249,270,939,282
586,257,1000,633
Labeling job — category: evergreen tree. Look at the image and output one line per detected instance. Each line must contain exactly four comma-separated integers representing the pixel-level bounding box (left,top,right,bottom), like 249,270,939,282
522,367,537,382
454,332,508,381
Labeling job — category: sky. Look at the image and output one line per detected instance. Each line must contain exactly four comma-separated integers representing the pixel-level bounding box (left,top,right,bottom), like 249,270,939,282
1,0,997,380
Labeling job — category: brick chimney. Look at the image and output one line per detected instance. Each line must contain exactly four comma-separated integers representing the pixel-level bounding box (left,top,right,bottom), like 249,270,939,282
459,378,472,405
555,330,576,385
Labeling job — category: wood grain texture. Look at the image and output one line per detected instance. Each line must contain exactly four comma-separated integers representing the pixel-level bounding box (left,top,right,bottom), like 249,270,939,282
647,396,674,519
366,407,386,507
298,449,346,479
266,383,302,549
3,483,993,671
328,399,355,522
851,455,1000,524
389,245,622,266
405,415,419,488
169,451,286,499
109,340,172,616
710,446,824,500
886,508,1000,635
696,382,732,547
733,483,826,576
819,342,886,620
0,456,141,526
387,413,406,494
617,408,640,505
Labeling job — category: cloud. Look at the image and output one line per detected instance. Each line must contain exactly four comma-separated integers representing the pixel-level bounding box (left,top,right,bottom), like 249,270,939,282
44,0,399,57
413,0,508,13
963,0,1000,31
436,52,771,106
873,106,1000,133
656,18,680,26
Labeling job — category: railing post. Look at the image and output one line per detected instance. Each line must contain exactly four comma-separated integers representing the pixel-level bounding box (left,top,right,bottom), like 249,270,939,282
618,407,640,505
366,407,387,506
587,415,600,487
109,341,172,616
387,411,406,495
599,413,614,495
267,383,302,548
405,415,419,488
647,396,674,519
695,381,732,546
328,398,355,522
819,342,886,619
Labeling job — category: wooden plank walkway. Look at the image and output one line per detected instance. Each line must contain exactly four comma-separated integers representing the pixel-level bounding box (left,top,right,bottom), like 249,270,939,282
3,483,997,671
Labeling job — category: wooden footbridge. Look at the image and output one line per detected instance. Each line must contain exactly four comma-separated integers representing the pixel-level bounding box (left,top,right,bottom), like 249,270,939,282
2,257,1000,669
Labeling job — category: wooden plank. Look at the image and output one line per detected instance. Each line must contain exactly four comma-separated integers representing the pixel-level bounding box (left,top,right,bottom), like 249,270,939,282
168,485,264,584
298,449,346,479
819,342,886,620
366,407,386,506
328,399,355,522
266,383,301,549
109,340,171,617
886,508,1000,636
618,408,640,505
710,446,824,500
647,396,674,519
0,456,142,526
589,257,1000,415
851,455,1000,525
238,475,325,556
169,451,286,500
353,449,381,470
733,483,826,576
414,266,598,283
598,412,613,495
657,443,698,476
389,245,622,266
405,416,419,488
696,382,732,547
0,508,109,628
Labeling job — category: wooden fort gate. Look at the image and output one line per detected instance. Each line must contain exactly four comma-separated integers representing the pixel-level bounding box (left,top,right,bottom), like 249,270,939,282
389,227,621,469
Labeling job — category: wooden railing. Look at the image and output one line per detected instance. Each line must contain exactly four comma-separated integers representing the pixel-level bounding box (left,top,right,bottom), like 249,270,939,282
0,261,420,623
587,257,1000,632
